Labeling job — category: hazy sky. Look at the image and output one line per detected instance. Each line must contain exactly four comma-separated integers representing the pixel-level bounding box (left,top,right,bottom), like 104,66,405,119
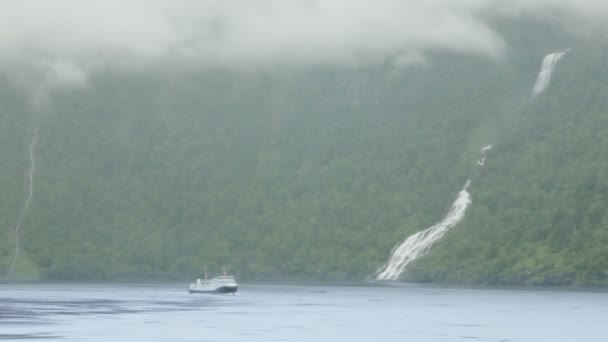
1,0,606,86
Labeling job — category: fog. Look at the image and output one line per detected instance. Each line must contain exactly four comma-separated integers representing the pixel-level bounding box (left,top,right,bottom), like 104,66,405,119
1,0,607,83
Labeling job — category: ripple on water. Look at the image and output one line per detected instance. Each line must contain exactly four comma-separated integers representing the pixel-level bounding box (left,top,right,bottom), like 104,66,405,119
0,333,60,340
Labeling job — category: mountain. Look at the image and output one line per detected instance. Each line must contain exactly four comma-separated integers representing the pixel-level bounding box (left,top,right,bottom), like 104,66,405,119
1,18,607,285
412,38,608,285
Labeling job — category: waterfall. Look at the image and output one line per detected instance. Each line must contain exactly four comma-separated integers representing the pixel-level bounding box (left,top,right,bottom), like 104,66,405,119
375,181,472,280
8,121,39,274
375,145,492,281
477,145,493,166
532,50,570,97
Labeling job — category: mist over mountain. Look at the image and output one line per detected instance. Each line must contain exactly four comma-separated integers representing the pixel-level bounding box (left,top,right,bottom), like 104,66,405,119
1,3,608,285
3,1,608,79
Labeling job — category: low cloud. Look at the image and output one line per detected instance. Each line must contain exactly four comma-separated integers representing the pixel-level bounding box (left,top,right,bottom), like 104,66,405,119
1,0,607,82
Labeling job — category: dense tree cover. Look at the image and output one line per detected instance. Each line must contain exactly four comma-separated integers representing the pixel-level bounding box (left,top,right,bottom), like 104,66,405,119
411,39,608,286
2,20,606,285
0,84,30,274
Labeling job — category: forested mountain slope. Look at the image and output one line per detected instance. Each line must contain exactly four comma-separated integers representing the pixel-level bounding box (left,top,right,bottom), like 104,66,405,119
1,20,606,285
413,39,608,285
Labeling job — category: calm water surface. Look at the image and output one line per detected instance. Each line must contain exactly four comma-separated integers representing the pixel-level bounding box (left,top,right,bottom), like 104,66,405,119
1,283,607,341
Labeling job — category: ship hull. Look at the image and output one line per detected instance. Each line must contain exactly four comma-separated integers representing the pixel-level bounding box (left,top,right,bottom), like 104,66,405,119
188,285,238,294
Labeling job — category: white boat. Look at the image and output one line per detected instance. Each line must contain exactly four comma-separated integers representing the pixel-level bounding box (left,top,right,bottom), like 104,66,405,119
188,268,238,294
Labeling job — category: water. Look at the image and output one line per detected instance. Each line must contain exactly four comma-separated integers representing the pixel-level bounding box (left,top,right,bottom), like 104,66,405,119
2,283,607,341
477,145,494,166
376,180,472,280
9,121,39,274
376,145,493,280
532,50,569,97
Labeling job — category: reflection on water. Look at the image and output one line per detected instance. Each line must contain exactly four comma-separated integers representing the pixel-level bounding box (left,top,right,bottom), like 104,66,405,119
1,284,608,341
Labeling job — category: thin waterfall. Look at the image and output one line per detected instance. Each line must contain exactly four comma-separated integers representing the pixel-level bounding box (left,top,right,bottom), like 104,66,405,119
532,50,570,97
477,145,493,166
8,121,39,274
375,145,492,281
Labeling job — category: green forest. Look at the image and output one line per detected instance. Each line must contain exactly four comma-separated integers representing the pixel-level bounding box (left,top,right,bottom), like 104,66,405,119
1,19,608,285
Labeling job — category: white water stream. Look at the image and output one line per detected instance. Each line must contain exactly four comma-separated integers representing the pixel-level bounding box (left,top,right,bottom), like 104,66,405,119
532,50,570,97
375,145,492,281
8,121,39,274
477,144,493,166
376,51,568,281
375,181,472,280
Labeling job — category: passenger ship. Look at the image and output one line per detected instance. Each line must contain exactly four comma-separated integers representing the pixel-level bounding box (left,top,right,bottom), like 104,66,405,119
188,267,238,294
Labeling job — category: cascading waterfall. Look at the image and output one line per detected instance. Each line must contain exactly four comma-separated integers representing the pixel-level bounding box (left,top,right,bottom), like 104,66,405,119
532,50,570,97
375,181,472,280
372,50,566,282
477,145,493,166
375,145,492,281
4,60,85,276
8,121,40,274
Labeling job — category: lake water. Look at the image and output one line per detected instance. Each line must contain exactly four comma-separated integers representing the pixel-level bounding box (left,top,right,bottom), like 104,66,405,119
1,283,607,341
